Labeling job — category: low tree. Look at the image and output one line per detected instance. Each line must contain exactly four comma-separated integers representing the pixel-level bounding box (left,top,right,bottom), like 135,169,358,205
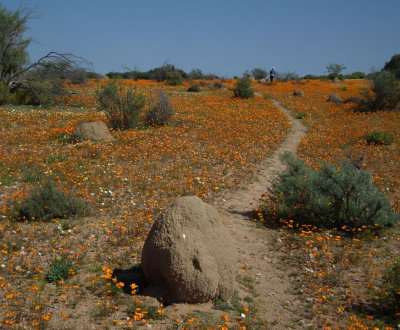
326,63,346,80
251,68,267,80
279,71,300,82
188,68,203,80
0,4,89,104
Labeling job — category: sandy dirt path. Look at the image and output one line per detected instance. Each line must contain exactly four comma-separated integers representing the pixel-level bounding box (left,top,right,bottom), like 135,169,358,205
211,100,309,328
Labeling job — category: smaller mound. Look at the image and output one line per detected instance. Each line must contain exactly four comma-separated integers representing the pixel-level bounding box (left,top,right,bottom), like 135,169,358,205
328,93,342,104
141,196,236,304
293,89,304,96
72,121,114,141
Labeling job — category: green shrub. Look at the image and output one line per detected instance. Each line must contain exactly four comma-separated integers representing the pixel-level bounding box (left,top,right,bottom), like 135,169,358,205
233,78,254,99
261,153,399,231
187,84,200,92
15,81,50,105
46,256,75,284
363,130,393,145
16,181,86,221
166,71,183,85
144,90,173,126
96,81,145,130
0,82,11,105
358,71,400,112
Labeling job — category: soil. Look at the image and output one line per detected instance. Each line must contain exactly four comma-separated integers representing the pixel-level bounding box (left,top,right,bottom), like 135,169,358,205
156,101,311,328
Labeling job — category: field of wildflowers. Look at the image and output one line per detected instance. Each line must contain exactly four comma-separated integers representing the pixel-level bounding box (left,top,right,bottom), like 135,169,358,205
0,79,290,328
0,78,399,329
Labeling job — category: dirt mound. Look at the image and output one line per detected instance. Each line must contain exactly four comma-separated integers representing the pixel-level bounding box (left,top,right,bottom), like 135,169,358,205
328,93,342,104
72,121,114,141
141,196,236,304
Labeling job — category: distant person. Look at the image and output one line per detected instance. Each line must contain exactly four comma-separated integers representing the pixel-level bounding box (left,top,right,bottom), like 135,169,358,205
269,67,276,84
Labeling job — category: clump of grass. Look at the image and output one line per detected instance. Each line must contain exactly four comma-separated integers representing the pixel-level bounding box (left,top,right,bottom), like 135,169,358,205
263,93,272,100
67,131,84,144
363,130,393,145
213,295,233,311
296,112,307,119
45,256,76,284
15,181,87,222
24,168,44,183
213,291,243,313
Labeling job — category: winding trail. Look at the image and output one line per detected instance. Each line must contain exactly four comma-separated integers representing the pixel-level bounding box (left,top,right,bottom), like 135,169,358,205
213,100,309,328
164,100,310,328
216,100,307,214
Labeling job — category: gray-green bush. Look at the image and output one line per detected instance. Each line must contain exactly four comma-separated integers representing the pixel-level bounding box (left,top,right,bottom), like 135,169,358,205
15,181,86,222
96,80,145,130
261,153,399,231
144,89,173,126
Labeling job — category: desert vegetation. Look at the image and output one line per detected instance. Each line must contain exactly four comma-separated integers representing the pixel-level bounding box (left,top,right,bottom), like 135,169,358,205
1,4,400,329
0,74,399,328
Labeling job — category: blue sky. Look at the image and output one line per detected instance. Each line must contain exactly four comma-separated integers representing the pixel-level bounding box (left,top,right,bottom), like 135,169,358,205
2,0,400,77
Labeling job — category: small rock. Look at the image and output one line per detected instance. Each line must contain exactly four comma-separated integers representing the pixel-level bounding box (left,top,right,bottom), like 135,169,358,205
293,89,304,96
328,93,342,104
71,121,114,141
